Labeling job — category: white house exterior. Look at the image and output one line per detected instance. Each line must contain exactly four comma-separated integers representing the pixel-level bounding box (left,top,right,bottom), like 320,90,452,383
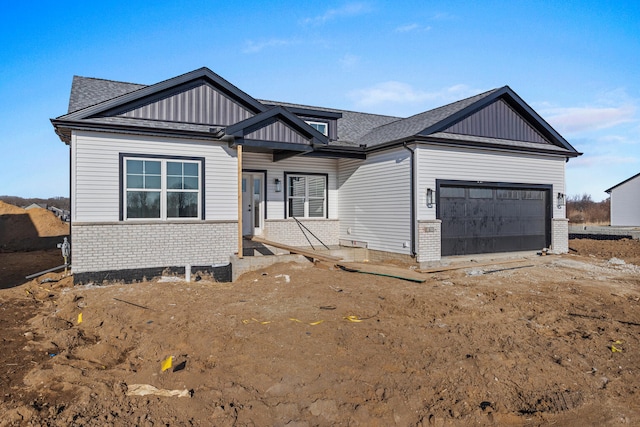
52,67,580,283
606,172,640,226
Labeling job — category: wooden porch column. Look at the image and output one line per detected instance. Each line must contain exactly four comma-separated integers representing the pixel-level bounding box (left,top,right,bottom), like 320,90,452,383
237,145,243,259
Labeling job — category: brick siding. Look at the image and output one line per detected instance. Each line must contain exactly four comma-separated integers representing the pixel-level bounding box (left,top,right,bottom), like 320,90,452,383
416,219,442,263
263,219,339,247
71,221,237,273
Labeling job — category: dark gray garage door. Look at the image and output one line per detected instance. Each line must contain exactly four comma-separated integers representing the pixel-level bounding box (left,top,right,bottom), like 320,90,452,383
439,184,550,256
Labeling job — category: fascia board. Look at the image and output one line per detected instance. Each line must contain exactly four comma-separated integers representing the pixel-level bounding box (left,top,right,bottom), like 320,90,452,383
417,86,579,155
57,67,267,121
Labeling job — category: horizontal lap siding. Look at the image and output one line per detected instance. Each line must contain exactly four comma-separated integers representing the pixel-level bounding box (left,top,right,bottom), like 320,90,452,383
415,145,566,221
242,152,339,219
338,148,411,254
611,178,640,226
72,130,237,222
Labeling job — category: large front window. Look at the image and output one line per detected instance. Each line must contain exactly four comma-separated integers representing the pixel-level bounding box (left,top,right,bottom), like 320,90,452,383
124,157,201,220
287,174,326,218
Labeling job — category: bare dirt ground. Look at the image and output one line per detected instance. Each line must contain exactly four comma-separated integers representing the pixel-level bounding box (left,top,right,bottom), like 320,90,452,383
0,238,639,426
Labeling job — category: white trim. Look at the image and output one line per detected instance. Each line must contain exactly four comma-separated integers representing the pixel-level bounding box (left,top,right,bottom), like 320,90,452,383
123,156,202,221
286,174,327,218
305,121,328,136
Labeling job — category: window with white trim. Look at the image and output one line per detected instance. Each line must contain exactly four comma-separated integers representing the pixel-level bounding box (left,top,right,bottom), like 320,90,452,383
124,157,201,220
287,174,326,218
305,121,328,136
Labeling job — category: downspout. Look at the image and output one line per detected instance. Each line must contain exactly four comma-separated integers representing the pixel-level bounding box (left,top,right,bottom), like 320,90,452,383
402,142,417,257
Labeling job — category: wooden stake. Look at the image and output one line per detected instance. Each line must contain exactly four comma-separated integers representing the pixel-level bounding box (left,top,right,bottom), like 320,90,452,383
237,145,243,259
417,258,537,274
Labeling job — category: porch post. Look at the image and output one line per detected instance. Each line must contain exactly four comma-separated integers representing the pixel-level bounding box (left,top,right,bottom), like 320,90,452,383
237,145,243,259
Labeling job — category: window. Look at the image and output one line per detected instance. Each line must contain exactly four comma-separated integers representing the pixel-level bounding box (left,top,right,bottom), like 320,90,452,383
124,156,202,220
286,174,327,218
305,121,328,136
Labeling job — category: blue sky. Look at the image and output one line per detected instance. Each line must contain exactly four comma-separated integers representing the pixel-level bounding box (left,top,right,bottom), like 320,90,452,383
1,1,638,201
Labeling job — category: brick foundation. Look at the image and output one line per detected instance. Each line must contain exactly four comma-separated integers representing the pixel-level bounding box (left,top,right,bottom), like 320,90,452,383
263,219,339,247
551,218,569,254
417,219,442,263
71,221,237,274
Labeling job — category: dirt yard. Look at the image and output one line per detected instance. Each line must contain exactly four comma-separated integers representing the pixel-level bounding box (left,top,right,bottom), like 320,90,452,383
0,237,638,426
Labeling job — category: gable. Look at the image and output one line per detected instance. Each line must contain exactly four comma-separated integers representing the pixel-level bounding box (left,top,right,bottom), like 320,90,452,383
442,99,551,144
110,81,255,126
246,119,311,145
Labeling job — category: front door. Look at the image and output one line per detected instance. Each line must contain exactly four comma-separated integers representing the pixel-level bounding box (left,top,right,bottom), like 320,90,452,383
242,173,264,236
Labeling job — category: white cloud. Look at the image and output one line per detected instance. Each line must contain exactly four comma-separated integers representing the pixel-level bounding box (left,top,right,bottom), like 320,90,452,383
431,12,456,21
349,81,482,110
301,2,371,26
544,104,636,134
242,38,299,54
395,23,431,33
568,154,637,168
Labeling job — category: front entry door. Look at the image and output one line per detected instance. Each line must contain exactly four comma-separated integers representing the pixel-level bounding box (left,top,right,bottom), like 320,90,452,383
242,173,264,236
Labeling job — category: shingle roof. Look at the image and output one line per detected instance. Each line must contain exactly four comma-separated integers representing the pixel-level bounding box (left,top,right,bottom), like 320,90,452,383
57,70,579,157
261,100,401,144
68,76,146,113
357,88,500,147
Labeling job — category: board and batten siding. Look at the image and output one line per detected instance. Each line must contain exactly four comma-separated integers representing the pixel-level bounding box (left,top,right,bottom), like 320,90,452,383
610,176,640,226
338,147,412,255
242,152,339,219
415,144,567,221
71,130,237,223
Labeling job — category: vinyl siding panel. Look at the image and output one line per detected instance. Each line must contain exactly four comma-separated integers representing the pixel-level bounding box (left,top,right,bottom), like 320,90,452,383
72,130,237,222
338,148,411,254
120,83,253,126
242,152,338,219
415,144,566,221
445,99,550,144
246,121,311,144
610,176,640,226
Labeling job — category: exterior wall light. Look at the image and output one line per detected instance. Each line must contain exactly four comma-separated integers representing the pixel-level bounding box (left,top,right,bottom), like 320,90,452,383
427,188,434,208
275,178,282,192
557,192,565,209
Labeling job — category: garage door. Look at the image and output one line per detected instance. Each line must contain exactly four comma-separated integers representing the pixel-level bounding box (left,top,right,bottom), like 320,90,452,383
439,184,550,256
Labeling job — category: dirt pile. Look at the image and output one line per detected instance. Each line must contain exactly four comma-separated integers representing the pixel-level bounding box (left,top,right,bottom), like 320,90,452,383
570,237,640,266
1,244,639,426
0,201,69,251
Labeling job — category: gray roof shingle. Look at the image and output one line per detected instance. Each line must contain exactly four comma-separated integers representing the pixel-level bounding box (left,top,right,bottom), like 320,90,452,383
357,88,500,147
261,99,401,144
68,76,146,113
58,72,578,156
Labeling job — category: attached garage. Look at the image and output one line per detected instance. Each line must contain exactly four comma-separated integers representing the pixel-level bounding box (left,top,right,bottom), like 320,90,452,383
437,181,551,256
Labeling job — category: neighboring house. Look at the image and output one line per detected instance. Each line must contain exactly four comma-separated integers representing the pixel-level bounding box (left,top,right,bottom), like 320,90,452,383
24,203,47,210
51,67,581,283
605,172,640,226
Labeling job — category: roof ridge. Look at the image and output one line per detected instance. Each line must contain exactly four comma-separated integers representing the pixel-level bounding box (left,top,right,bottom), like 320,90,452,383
72,75,148,87
260,99,403,119
355,87,501,146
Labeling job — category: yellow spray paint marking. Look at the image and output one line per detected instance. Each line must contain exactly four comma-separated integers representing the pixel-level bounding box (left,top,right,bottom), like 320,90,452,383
243,318,272,325
344,315,363,323
611,345,623,353
161,356,173,372
309,320,324,326
289,318,303,323
613,340,624,345
77,313,83,324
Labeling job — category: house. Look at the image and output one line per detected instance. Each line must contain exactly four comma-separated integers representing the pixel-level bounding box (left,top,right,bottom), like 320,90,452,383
605,172,640,226
51,67,581,283
24,203,47,210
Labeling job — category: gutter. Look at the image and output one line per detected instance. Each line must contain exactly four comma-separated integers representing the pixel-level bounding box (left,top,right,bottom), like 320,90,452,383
402,142,417,257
